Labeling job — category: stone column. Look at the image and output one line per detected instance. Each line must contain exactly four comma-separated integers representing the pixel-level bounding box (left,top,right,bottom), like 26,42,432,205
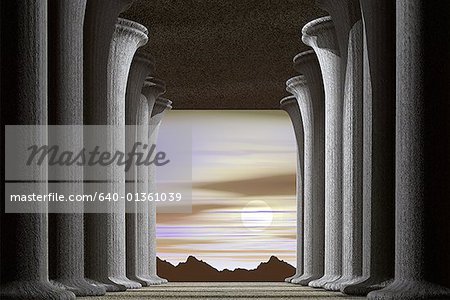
285,76,311,284
84,18,147,291
0,1,75,299
316,0,363,292
342,0,396,295
368,1,450,299
279,95,304,284
302,17,344,289
125,52,156,286
290,51,325,286
47,0,106,296
83,0,134,292
148,97,172,284
142,77,167,284
332,21,364,293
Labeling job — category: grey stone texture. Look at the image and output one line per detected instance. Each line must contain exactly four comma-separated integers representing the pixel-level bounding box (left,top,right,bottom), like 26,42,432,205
142,78,169,285
47,0,106,296
0,1,75,299
280,95,305,285
368,1,450,298
342,0,396,295
125,52,156,287
148,97,172,285
285,76,313,284
83,0,135,293
290,51,325,287
315,1,363,292
84,17,148,291
302,16,344,289
332,21,364,293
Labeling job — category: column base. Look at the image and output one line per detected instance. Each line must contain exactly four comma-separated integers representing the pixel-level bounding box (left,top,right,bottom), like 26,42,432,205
151,275,168,284
128,274,167,286
324,274,363,291
285,272,301,283
341,275,393,296
86,277,127,292
308,274,341,288
291,273,322,286
51,278,106,296
367,279,450,300
0,280,76,300
109,275,142,289
323,276,345,291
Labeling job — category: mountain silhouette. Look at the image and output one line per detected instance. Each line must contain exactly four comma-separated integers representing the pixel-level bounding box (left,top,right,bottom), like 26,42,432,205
157,255,295,281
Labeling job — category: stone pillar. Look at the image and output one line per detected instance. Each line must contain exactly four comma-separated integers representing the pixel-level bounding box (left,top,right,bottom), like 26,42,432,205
368,1,450,298
142,77,169,284
0,1,75,299
302,17,344,289
342,0,396,295
83,0,134,292
316,0,363,292
148,97,172,284
333,22,364,293
84,18,147,291
125,52,156,286
47,0,106,296
279,95,304,284
290,51,325,286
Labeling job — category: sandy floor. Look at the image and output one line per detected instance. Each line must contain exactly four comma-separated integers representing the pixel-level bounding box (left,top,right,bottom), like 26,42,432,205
79,282,366,299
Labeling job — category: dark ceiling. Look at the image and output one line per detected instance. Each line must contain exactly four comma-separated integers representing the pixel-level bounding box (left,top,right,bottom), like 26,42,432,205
121,0,325,109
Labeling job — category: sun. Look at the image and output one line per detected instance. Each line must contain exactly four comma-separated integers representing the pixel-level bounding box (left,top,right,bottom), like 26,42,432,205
241,200,273,231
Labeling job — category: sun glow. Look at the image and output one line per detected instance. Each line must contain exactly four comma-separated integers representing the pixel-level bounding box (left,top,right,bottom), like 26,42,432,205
241,200,274,231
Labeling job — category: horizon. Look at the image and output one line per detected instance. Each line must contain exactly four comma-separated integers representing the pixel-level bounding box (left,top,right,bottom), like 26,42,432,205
158,254,295,272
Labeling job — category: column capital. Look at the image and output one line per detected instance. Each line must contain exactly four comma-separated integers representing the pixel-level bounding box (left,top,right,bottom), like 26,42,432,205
293,50,319,73
279,95,298,110
142,77,167,103
302,16,339,55
125,51,155,125
286,75,309,100
316,0,361,56
151,97,173,117
115,18,148,48
133,51,155,71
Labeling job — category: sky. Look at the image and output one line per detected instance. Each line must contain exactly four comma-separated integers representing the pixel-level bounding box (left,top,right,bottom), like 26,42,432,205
156,110,298,271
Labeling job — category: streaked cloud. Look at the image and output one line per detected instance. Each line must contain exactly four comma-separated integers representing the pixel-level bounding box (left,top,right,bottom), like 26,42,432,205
157,110,298,270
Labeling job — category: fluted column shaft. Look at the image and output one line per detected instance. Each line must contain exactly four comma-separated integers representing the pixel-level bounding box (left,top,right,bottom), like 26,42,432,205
47,0,105,296
302,17,344,289
280,95,304,283
343,0,396,295
83,0,134,292
125,52,155,287
335,20,363,291
148,97,172,284
0,1,75,299
142,78,169,284
84,18,147,291
316,0,363,292
317,0,363,292
286,77,312,284
290,51,325,286
368,1,450,299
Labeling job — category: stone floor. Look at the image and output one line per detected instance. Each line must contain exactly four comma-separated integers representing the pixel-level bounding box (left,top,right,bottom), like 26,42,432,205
80,282,366,299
